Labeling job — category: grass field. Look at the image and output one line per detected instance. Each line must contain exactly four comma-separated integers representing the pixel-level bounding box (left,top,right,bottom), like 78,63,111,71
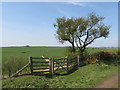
2,46,66,62
2,46,118,62
2,62,118,88
2,46,119,88
2,46,67,76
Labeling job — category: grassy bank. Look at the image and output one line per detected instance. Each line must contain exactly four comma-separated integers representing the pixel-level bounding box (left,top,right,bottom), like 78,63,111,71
2,61,118,88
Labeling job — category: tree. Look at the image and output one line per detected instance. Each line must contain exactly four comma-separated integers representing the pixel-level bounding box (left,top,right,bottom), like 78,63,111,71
54,12,111,57
75,13,110,59
54,17,77,52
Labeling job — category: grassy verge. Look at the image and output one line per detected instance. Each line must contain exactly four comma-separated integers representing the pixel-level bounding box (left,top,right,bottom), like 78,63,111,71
2,62,118,88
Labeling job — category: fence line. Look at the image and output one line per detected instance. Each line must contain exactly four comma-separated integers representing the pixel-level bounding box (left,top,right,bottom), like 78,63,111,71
10,55,80,77
11,63,30,77
29,55,80,75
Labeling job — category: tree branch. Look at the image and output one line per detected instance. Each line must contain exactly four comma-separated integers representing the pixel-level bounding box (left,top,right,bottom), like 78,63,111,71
85,36,100,46
76,35,82,46
75,39,80,50
84,26,93,45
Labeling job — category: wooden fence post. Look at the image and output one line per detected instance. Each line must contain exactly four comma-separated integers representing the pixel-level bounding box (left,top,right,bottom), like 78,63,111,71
66,57,69,73
29,56,33,74
77,55,80,67
53,58,54,74
50,58,54,75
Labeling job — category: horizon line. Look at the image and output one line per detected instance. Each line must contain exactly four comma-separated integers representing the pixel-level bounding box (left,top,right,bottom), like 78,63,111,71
1,45,118,48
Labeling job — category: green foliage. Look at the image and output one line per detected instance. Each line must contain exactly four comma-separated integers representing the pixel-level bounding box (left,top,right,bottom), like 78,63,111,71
54,17,76,44
80,48,119,64
78,50,99,64
97,50,119,61
54,12,111,54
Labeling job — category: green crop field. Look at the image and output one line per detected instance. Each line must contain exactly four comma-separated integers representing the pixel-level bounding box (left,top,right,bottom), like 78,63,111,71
2,46,119,88
2,46,67,76
2,46,118,62
2,46,66,62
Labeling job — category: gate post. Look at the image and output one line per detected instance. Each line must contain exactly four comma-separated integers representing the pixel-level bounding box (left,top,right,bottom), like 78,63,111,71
77,55,80,67
50,58,54,75
29,56,33,74
53,58,54,74
66,57,69,73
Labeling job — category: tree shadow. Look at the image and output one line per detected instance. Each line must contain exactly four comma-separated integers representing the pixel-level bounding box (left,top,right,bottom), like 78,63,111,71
53,67,78,76
11,64,88,78
100,60,119,66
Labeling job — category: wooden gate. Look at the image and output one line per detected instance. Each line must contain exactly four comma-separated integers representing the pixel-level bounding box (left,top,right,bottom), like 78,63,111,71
67,57,78,72
53,58,68,74
29,56,51,75
53,56,79,74
11,56,80,77
29,56,80,75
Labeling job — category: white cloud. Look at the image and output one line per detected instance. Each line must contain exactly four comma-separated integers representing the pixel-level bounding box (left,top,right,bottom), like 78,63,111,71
68,2,87,7
67,2,99,9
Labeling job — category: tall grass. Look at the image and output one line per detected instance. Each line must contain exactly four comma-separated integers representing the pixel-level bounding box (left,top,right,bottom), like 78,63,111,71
2,56,28,77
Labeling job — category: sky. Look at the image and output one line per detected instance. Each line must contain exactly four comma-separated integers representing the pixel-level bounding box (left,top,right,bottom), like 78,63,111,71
2,2,118,47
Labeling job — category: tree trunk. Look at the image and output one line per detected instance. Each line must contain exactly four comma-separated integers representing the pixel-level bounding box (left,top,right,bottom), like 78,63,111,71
71,43,75,53
79,47,86,64
80,51,84,60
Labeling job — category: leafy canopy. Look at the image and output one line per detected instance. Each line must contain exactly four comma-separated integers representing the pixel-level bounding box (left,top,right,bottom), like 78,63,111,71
54,12,111,53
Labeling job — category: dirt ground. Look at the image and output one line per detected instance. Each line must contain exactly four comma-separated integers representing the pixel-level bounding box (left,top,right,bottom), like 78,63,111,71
93,73,119,88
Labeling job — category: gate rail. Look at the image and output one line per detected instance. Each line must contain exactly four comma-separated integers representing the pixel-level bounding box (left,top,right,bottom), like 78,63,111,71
29,55,80,75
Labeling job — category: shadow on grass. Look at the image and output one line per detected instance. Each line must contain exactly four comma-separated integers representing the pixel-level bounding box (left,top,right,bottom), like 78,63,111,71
54,67,79,76
14,67,79,78
11,63,88,78
100,60,119,66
